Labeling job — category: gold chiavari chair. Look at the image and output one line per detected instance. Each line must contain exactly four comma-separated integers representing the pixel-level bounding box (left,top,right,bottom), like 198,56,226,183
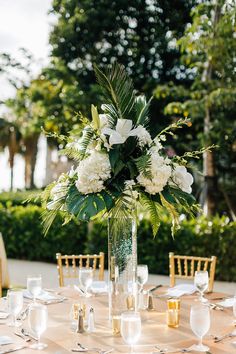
169,252,217,292
0,258,2,297
56,252,105,287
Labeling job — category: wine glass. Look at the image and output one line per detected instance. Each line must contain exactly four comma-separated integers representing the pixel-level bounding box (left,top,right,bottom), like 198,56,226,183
121,312,141,352
28,303,48,350
7,289,23,328
194,271,208,303
137,265,148,309
233,296,236,325
79,268,93,297
190,304,210,352
27,275,42,302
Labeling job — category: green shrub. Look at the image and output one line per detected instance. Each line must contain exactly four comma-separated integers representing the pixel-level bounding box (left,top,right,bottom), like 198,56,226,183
0,190,41,207
0,202,235,281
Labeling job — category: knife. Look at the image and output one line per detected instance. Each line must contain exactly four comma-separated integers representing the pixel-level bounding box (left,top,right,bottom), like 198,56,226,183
149,285,163,293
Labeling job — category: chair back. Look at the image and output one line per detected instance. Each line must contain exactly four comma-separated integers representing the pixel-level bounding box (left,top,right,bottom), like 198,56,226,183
56,252,105,287
169,252,217,292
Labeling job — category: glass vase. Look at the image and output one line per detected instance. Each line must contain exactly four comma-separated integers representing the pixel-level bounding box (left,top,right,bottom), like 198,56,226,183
108,217,137,328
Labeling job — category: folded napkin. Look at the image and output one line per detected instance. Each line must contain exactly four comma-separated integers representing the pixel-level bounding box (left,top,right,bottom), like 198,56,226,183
0,336,13,345
166,284,197,297
217,298,235,308
0,311,9,319
90,281,108,293
23,289,60,301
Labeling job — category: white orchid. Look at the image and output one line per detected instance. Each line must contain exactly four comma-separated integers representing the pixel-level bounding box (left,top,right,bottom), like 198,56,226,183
102,119,143,145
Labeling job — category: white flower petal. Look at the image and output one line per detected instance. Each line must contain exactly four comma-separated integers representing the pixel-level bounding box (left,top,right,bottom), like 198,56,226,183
116,119,133,136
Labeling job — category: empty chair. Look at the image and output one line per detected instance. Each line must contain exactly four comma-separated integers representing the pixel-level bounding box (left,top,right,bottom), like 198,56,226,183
56,252,105,287
169,252,217,292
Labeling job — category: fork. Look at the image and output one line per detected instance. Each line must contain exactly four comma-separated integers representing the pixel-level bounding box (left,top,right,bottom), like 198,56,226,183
14,331,31,342
213,331,236,342
73,342,113,354
155,346,192,353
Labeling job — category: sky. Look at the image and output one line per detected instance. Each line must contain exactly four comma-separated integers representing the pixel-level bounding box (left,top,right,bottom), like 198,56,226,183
0,0,53,190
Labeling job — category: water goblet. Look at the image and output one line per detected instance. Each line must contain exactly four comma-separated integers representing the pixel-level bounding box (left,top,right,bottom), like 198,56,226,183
28,303,48,350
27,275,42,302
79,268,93,297
190,304,210,352
137,264,148,309
7,289,23,328
121,311,141,352
194,271,208,303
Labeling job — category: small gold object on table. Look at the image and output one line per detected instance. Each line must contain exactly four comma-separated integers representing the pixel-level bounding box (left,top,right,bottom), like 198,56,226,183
112,315,121,335
166,298,180,328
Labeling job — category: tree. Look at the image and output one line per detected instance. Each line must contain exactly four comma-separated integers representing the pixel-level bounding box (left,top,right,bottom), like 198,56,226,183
49,0,197,113
154,0,236,216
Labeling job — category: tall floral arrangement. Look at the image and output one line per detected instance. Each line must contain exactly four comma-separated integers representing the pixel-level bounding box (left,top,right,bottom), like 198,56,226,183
42,63,210,235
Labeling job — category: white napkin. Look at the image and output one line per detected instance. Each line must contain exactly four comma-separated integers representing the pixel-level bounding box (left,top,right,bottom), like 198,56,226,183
0,311,9,319
217,298,235,308
23,289,59,301
90,281,108,294
166,284,197,297
0,336,13,345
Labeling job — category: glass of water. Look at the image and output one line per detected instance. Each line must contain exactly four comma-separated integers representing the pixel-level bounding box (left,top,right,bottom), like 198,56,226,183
137,265,148,309
194,271,208,303
79,268,93,297
7,289,23,327
27,275,42,302
28,303,48,350
190,304,210,352
121,312,141,352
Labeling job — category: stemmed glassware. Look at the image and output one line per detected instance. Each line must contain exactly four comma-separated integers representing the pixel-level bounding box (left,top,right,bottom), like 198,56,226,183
194,271,208,303
27,275,42,302
28,303,48,350
79,268,93,297
7,289,23,328
190,304,210,352
137,265,148,309
121,312,141,352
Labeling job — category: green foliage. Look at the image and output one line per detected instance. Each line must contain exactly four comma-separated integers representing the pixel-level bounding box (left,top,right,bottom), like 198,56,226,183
0,190,41,207
1,201,236,281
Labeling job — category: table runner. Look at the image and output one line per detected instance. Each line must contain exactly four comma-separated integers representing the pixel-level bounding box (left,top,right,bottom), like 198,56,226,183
0,287,235,353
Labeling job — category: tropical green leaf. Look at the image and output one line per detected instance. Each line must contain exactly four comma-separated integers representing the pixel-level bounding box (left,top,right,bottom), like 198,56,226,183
79,126,94,157
94,62,135,122
100,191,114,211
140,192,160,236
134,154,152,179
135,95,152,126
91,104,100,130
169,187,196,205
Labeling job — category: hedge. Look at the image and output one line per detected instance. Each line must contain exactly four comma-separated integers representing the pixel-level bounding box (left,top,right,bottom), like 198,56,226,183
0,202,236,281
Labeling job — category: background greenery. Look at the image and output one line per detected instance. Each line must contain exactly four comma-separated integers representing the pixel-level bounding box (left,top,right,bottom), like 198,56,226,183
1,194,235,282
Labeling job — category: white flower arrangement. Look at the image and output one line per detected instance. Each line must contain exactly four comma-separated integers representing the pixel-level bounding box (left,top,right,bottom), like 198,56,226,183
43,63,212,235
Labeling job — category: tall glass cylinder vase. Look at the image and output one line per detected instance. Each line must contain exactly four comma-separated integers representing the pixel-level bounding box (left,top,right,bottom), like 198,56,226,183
108,217,137,327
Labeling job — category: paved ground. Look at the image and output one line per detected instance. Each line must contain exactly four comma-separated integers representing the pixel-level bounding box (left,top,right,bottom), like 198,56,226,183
7,259,236,295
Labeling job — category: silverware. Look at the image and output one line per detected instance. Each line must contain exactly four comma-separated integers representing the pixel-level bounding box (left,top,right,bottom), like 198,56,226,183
0,345,28,354
42,297,66,305
21,328,37,341
74,285,86,295
213,330,236,342
149,285,163,293
155,346,192,353
74,343,113,354
14,331,31,342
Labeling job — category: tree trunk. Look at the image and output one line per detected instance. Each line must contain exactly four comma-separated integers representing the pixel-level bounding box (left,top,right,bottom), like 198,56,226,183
8,129,18,191
201,1,222,216
44,138,53,185
24,134,39,189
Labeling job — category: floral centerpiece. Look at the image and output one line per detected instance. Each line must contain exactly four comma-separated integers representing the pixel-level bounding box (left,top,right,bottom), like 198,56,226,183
42,63,211,318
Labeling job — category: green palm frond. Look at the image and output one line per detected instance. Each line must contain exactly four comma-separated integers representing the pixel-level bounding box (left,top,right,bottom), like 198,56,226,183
94,62,135,122
59,146,83,162
160,192,180,237
140,192,160,236
135,96,152,127
41,197,65,235
79,126,94,158
134,154,152,179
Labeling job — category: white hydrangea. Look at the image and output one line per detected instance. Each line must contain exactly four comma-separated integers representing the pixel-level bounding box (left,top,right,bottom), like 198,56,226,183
137,150,171,194
75,151,111,194
169,165,194,194
136,126,152,147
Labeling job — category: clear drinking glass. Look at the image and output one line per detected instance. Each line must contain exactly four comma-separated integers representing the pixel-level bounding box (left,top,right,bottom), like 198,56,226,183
233,296,236,325
27,275,42,302
79,268,93,297
137,265,148,309
121,312,141,352
190,304,210,352
28,303,48,350
7,289,23,328
194,271,208,303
